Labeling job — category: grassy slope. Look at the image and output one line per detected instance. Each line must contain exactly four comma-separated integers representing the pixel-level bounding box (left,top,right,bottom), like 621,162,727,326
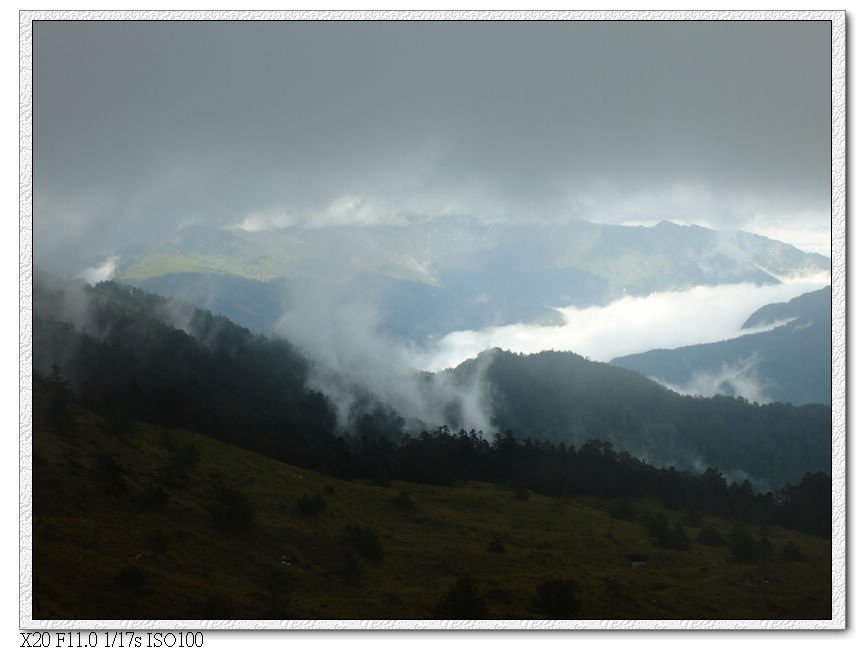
32,408,831,621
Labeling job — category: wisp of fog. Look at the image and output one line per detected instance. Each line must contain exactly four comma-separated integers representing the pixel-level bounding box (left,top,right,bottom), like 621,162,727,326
273,278,496,434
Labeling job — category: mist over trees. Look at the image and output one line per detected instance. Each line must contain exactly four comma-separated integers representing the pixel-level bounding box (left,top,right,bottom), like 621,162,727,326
35,276,830,488
34,277,336,465
32,277,831,540
612,286,831,405
447,349,829,487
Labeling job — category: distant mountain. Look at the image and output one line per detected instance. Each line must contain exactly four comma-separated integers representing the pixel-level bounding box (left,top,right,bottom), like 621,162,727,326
130,270,570,340
131,272,291,335
610,287,830,405
444,348,829,487
109,219,828,342
742,287,830,329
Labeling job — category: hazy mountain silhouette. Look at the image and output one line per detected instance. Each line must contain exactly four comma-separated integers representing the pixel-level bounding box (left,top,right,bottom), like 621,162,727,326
112,219,828,343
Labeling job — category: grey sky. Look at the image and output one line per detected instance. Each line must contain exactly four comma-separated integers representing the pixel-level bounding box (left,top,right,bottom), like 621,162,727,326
33,19,832,267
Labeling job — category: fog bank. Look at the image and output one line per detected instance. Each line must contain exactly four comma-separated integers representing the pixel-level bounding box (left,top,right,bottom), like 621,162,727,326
414,274,830,372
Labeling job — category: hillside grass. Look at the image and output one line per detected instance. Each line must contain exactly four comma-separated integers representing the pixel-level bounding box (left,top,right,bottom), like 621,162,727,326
32,408,831,621
115,252,282,283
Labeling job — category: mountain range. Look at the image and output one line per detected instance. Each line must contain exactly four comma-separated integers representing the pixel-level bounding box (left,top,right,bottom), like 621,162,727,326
90,218,830,343
33,276,830,488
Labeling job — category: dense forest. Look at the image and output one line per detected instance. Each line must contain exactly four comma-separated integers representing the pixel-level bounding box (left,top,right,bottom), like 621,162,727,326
34,370,830,540
34,278,336,464
446,349,829,486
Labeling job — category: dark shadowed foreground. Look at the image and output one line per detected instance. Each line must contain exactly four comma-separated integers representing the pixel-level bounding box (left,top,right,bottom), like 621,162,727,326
32,395,830,621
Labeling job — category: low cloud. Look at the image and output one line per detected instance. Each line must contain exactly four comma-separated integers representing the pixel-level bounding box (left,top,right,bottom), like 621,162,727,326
742,221,831,257
653,354,772,405
77,255,119,284
414,273,830,371
34,22,831,275
231,209,298,232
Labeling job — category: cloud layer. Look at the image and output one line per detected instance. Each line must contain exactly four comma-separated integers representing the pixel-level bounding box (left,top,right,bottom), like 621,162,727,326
33,20,831,269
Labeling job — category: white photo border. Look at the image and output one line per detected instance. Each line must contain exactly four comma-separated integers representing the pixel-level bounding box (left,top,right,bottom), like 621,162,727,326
18,8,847,631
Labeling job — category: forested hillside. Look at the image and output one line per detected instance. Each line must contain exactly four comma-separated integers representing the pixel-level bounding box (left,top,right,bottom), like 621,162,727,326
31,276,833,623
34,277,336,465
446,349,829,487
35,277,830,493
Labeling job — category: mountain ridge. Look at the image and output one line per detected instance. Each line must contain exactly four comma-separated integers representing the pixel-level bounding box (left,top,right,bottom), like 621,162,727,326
611,287,830,405
33,276,830,489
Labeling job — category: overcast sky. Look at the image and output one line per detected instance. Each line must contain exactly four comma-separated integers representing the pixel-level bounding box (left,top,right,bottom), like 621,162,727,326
33,19,832,267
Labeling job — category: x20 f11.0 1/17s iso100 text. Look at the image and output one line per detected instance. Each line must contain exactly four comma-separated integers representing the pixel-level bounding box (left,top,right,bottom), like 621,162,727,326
20,632,206,649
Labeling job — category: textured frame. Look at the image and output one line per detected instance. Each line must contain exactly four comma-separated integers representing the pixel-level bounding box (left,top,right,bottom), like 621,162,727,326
18,9,847,631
